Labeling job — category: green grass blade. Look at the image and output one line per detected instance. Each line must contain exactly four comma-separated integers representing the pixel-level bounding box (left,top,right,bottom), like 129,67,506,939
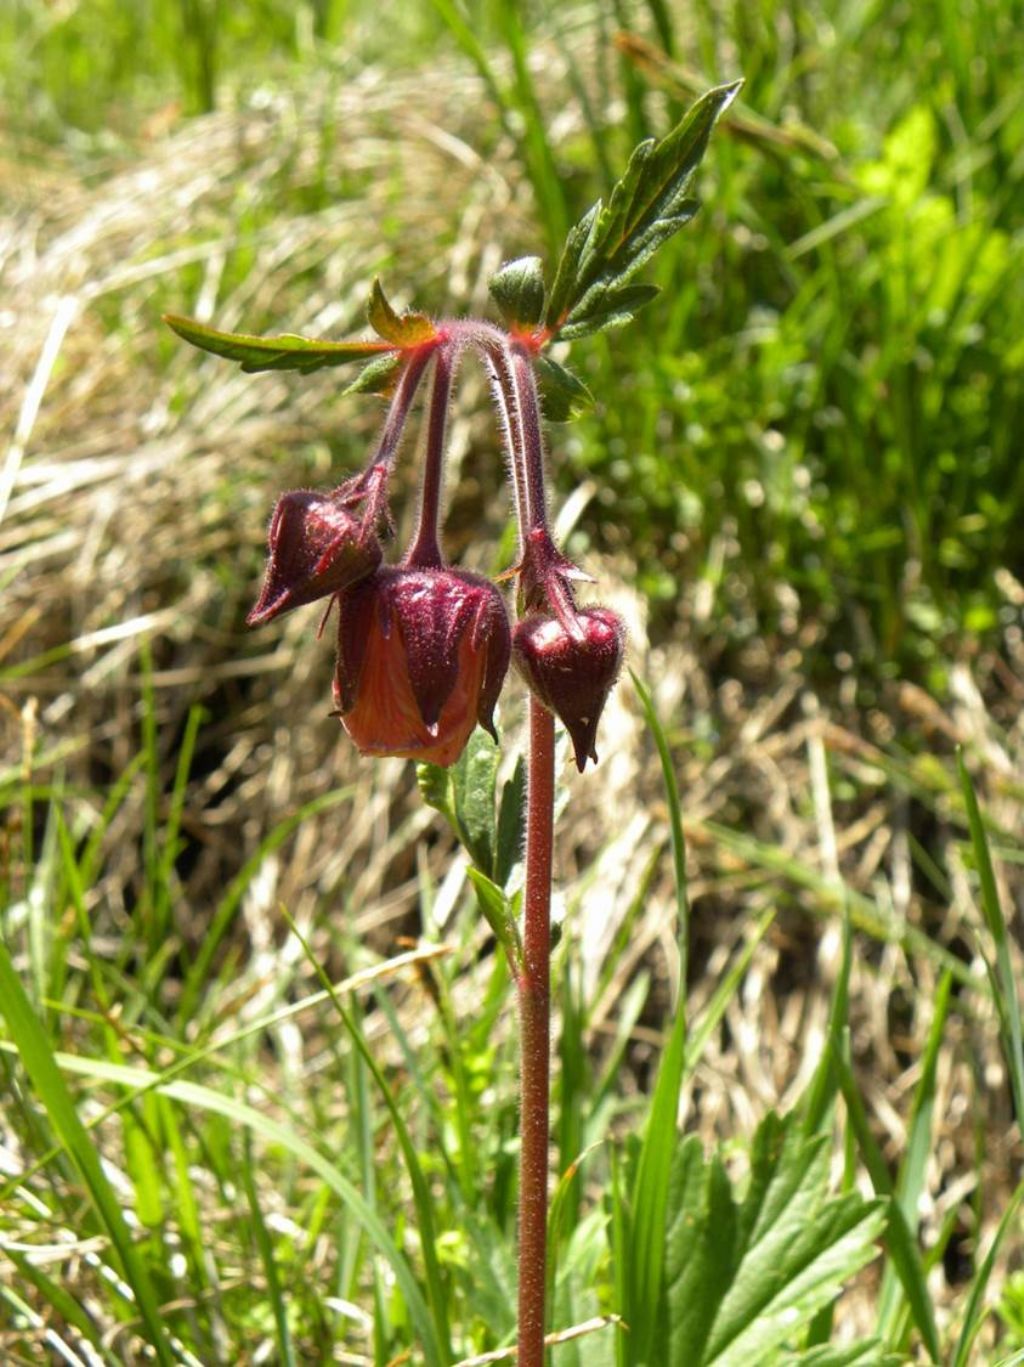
951,1178,1024,1367
0,939,177,1367
2,1244,112,1361
686,905,776,1081
154,702,205,934
630,670,689,965
830,1042,941,1361
802,899,852,1136
959,751,1024,1123
627,670,691,1362
241,1131,297,1367
877,972,952,1339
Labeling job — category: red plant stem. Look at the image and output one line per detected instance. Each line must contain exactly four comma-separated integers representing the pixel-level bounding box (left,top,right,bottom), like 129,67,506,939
405,346,454,569
511,346,549,536
478,340,528,557
360,345,434,523
517,697,556,1367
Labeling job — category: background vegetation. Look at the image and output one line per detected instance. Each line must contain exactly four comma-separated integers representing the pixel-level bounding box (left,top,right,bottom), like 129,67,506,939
1,0,1022,1362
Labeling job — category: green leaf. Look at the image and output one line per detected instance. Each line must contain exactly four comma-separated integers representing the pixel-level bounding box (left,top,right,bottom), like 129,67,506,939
416,760,454,824
343,352,405,396
534,355,593,421
545,204,601,333
625,668,693,1363
163,312,395,373
495,754,525,888
421,730,501,878
664,1112,886,1365
780,1342,905,1366
877,973,951,1342
489,255,547,328
557,284,661,341
466,866,522,973
450,727,499,874
544,81,741,336
367,277,437,347
0,940,176,1367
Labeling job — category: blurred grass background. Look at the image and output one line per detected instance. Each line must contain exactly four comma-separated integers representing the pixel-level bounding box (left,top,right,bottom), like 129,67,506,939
1,0,1023,1362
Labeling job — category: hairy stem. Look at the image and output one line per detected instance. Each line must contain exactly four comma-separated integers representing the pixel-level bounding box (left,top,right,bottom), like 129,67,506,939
405,346,454,569
361,345,433,524
511,346,549,536
517,697,556,1367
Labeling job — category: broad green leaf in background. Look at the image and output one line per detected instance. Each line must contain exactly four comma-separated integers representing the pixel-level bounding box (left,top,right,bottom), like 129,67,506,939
665,1112,886,1365
494,754,525,889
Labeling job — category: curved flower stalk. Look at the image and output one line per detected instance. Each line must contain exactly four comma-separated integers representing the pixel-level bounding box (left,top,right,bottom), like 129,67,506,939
166,79,739,1367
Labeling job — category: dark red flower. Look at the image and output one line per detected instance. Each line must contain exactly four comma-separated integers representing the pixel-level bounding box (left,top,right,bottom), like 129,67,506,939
247,489,382,626
513,606,625,771
334,567,511,766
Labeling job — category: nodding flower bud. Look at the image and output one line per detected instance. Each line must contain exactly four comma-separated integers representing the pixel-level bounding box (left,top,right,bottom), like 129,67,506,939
513,606,625,771
334,567,511,767
247,490,382,626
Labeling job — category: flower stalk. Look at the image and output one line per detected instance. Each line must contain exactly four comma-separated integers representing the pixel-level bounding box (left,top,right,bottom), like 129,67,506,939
165,78,737,1360
517,697,557,1367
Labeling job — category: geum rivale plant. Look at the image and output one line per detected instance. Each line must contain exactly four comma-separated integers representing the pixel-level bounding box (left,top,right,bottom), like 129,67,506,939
164,81,885,1365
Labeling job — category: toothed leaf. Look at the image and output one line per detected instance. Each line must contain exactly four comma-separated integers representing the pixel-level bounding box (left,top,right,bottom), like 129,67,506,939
544,81,741,337
558,283,662,341
163,313,394,373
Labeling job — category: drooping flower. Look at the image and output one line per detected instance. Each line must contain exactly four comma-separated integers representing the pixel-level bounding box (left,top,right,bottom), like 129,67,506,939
247,489,382,626
334,566,511,767
513,606,625,771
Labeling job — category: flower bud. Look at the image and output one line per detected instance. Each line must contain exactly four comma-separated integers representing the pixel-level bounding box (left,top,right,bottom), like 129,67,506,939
334,567,511,767
247,490,382,626
513,607,625,771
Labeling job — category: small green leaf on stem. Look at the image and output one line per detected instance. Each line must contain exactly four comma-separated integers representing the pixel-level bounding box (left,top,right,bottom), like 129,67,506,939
163,313,395,373
343,352,405,396
534,356,593,421
451,728,500,875
467,866,523,973
367,278,437,347
495,755,526,888
489,255,547,328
